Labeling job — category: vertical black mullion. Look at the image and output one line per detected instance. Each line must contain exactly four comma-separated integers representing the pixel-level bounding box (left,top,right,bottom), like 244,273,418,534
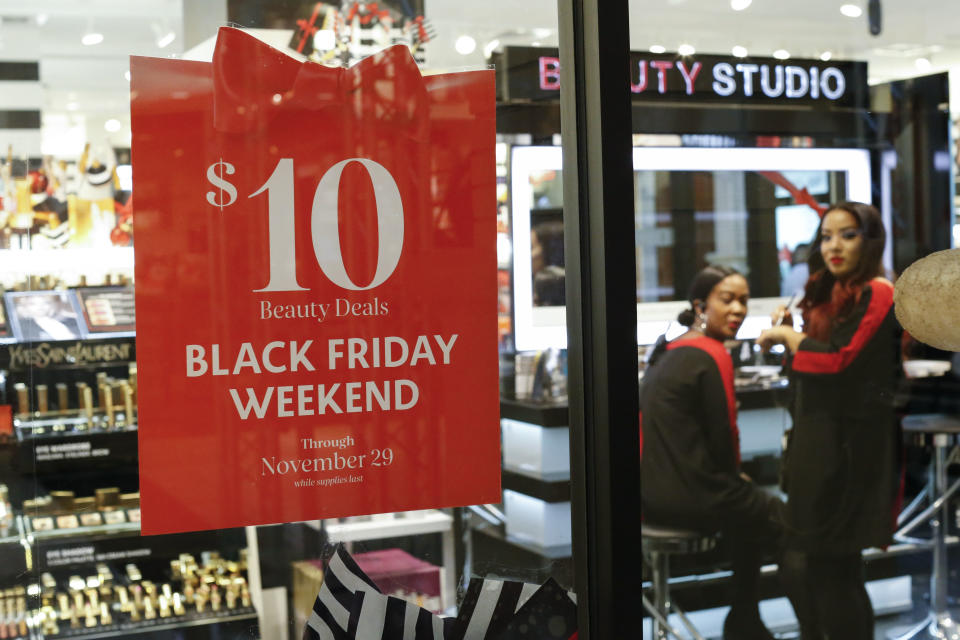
557,0,640,638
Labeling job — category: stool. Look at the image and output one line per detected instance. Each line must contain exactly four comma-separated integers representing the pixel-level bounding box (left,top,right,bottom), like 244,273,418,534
642,523,717,640
894,414,960,640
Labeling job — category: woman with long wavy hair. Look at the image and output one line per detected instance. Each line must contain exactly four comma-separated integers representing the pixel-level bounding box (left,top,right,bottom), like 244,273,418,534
758,201,901,640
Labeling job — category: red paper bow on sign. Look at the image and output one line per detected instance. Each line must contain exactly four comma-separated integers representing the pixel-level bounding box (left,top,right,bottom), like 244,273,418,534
213,27,428,136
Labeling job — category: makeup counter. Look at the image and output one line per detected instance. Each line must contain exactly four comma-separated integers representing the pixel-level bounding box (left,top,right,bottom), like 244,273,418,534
488,46,960,632
0,288,262,639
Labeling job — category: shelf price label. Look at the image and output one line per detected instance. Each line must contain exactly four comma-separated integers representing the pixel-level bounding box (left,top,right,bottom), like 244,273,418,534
131,27,500,535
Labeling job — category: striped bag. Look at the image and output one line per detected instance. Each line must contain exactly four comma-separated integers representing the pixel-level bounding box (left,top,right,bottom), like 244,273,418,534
303,546,578,640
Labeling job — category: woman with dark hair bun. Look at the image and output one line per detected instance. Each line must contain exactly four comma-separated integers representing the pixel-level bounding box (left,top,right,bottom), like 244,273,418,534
642,264,785,640
758,202,900,640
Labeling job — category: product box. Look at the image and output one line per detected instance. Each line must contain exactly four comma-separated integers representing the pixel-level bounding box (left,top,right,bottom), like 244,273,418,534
292,547,442,629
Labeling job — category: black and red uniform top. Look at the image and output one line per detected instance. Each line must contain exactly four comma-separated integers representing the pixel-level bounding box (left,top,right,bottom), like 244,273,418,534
640,336,780,532
783,278,901,553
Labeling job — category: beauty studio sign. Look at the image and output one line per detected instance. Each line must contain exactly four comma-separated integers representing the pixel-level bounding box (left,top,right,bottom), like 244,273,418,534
131,28,500,535
500,46,868,109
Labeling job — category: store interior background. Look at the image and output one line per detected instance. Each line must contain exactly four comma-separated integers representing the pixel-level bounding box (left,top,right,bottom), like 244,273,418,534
6,0,960,160
2,0,960,639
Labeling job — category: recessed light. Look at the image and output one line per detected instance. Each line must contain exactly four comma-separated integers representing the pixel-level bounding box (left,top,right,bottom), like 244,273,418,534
732,45,748,58
730,0,752,10
915,57,932,71
454,35,476,56
483,39,501,58
678,43,696,56
36,13,48,26
649,45,667,54
531,41,541,47
773,49,790,60
81,32,103,46
840,4,862,17
820,51,833,61
104,119,122,133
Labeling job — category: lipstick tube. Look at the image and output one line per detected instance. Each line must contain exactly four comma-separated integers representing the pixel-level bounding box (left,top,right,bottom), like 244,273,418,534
100,384,114,429
13,384,28,417
172,593,185,616
36,385,48,413
82,386,94,429
115,586,130,613
158,595,171,618
122,383,134,427
56,383,68,412
56,593,70,621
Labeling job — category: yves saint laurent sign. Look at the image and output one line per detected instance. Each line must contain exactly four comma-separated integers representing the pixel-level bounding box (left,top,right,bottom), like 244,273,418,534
3,340,134,370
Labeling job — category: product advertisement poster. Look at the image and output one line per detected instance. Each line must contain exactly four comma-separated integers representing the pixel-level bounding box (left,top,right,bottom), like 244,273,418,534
131,28,499,535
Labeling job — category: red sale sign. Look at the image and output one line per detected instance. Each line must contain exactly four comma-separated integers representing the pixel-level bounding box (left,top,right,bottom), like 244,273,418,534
131,28,500,535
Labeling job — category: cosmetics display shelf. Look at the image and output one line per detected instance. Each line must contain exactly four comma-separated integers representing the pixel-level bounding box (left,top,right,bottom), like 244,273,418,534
307,509,454,542
22,516,141,543
32,608,258,640
471,524,574,587
501,468,569,503
499,399,568,428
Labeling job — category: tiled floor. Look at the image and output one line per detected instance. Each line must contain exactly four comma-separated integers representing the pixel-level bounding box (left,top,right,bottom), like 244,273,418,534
642,571,956,639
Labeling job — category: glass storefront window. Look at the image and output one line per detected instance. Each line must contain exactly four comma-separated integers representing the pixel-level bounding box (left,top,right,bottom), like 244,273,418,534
0,2,622,638
633,2,960,639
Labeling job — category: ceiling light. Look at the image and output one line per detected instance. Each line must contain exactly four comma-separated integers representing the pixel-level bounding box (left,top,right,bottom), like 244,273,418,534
483,39,501,58
915,57,931,71
124,70,131,82
314,29,336,50
36,13,48,26
531,41,541,47
157,31,175,48
730,0,752,10
820,51,833,61
732,45,748,58
678,43,695,56
773,49,790,60
81,32,103,46
840,4,862,17
66,102,79,111
454,35,476,56
104,119,122,133
649,45,666,54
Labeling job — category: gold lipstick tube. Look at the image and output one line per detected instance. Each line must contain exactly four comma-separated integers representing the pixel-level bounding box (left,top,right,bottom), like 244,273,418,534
13,384,28,417
56,383,68,412
36,385,48,413
82,386,94,429
100,384,114,429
